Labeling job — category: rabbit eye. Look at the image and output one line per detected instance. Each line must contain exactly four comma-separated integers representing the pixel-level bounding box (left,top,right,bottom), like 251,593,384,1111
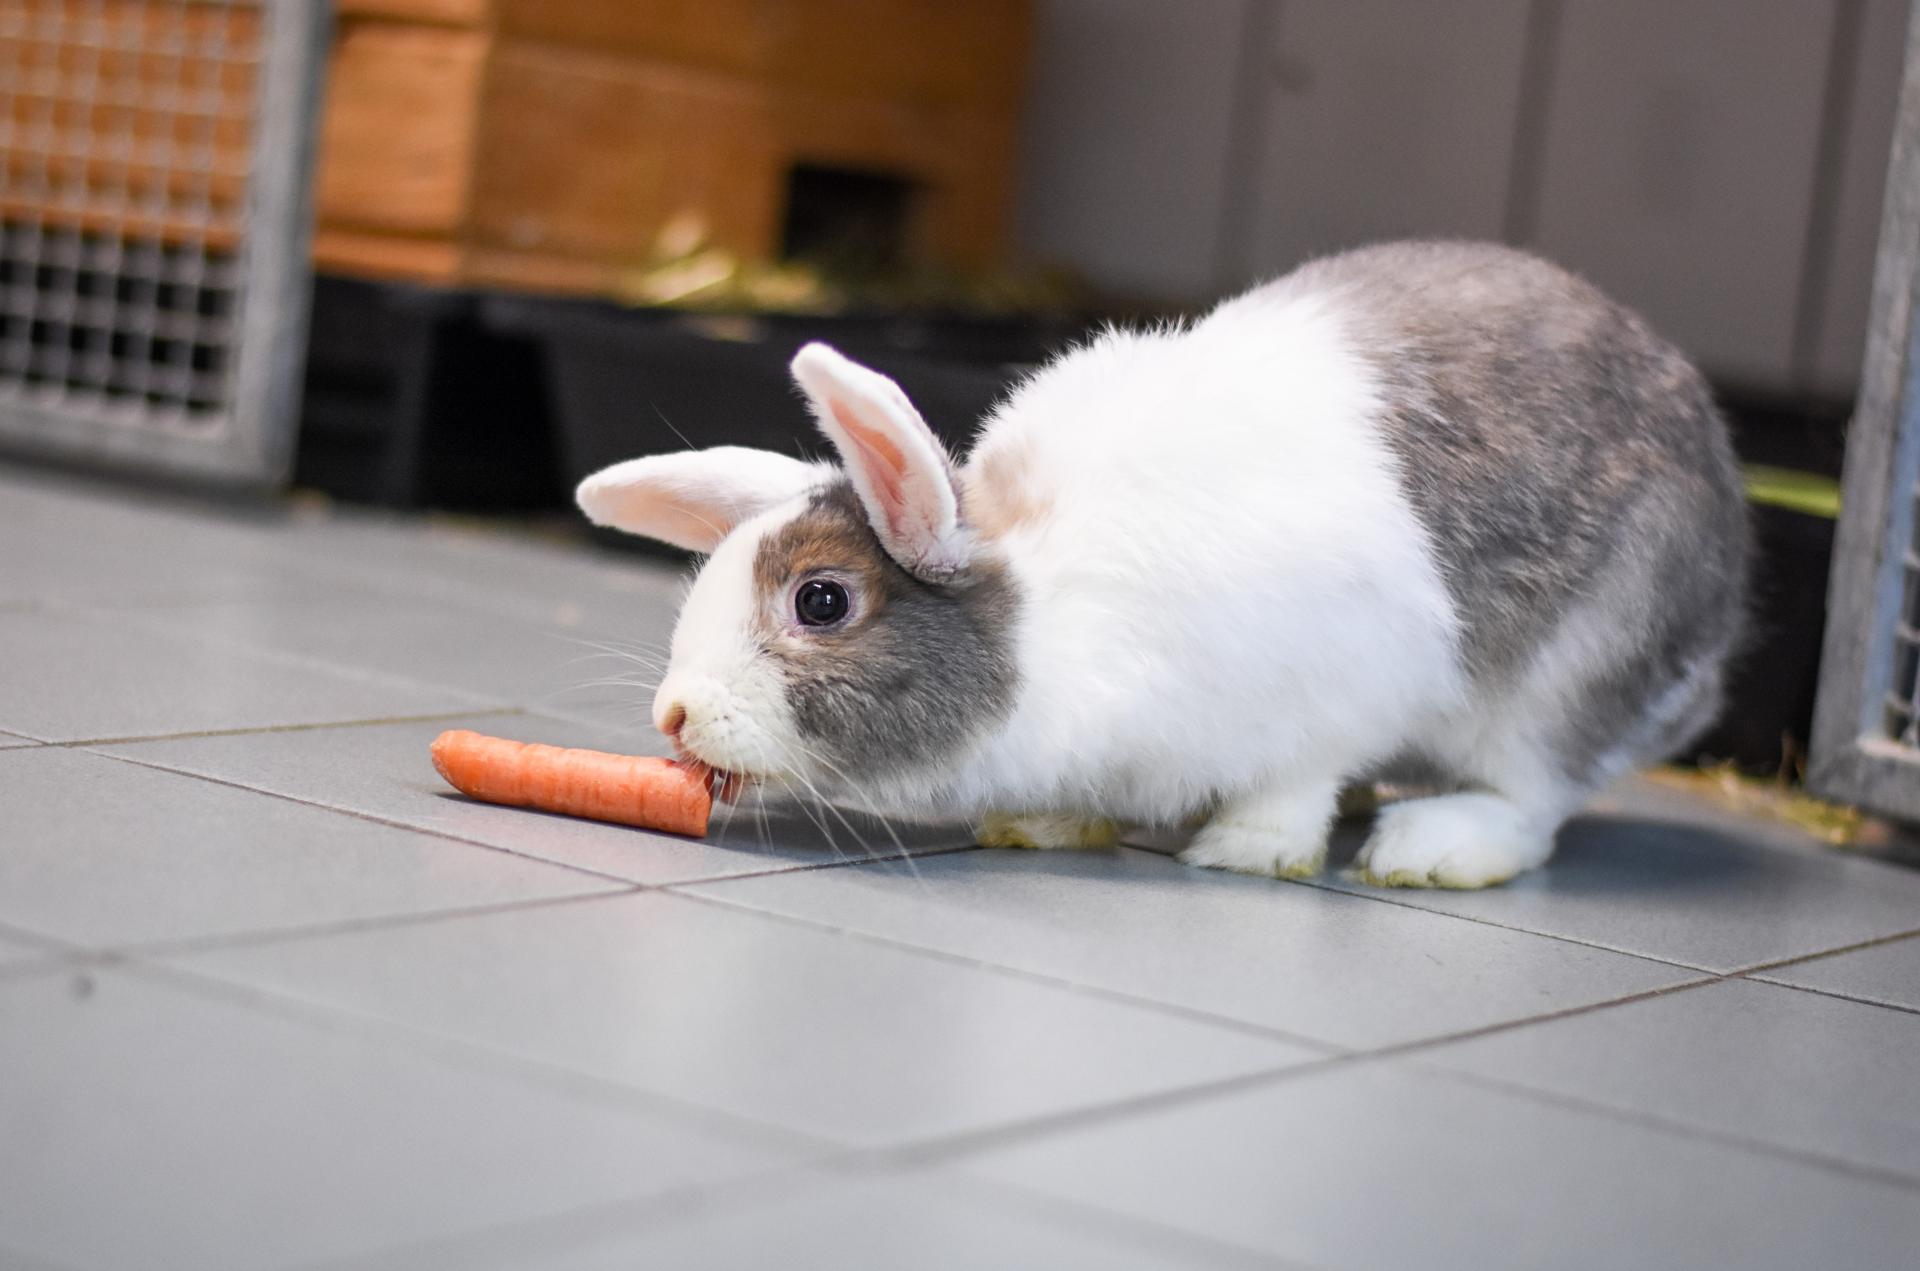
795,578,851,627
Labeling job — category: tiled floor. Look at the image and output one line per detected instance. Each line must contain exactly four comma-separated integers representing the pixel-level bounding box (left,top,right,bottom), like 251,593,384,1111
3,460,1918,1270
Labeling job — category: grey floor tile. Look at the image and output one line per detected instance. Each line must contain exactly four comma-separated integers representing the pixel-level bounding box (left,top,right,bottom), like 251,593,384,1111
1308,790,1920,972
280,511,687,641
1417,977,1920,1181
0,967,803,1271
169,891,1318,1146
114,588,671,727
679,847,1693,1049
1,748,623,949
335,1171,1282,1271
0,928,65,969
0,608,484,742
1755,934,1920,1013
0,730,40,748
959,1060,1920,1271
0,463,679,635
102,713,971,886
0,469,349,608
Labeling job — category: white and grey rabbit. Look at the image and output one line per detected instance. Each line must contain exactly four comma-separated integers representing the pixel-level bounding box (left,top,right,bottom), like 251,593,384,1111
577,241,1749,888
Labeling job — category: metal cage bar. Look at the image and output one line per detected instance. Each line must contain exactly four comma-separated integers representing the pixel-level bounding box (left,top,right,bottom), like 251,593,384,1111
0,0,326,486
1811,0,1920,817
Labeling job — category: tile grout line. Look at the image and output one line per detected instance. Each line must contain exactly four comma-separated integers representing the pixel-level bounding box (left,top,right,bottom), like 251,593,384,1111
75,850,984,963
56,578,691,715
92,888,645,962
105,954,846,1160
873,975,1745,1169
1296,865,1920,987
43,599,519,709
52,705,529,749
1725,924,1920,977
665,887,1349,1055
878,958,1920,1188
35,885,1911,1202
0,893,648,981
1285,874,1721,973
664,843,984,888
296,1155,1315,1271
1734,976,1920,1019
82,747,985,918
82,745,653,889
1414,1064,1920,1193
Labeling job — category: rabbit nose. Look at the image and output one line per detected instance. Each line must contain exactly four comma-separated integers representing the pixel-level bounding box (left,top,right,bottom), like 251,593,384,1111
659,702,688,741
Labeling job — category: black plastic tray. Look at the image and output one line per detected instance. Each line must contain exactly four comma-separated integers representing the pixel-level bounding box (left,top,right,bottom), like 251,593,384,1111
483,295,1092,491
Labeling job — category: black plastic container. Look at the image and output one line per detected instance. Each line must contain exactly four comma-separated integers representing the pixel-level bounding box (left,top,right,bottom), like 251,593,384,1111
296,275,562,509
483,295,1091,500
1683,503,1834,774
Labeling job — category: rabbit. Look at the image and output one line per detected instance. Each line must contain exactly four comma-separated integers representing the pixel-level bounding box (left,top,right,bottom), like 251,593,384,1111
576,240,1749,888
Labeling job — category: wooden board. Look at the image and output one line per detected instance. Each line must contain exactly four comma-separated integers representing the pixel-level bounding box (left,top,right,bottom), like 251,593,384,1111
303,2,1029,288
496,0,771,77
332,0,489,25
314,20,487,235
310,226,463,281
495,0,1030,105
468,44,782,265
774,87,1019,264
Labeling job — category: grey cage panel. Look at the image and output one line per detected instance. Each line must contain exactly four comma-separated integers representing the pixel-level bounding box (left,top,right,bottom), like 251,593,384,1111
1813,2,1920,818
0,0,325,486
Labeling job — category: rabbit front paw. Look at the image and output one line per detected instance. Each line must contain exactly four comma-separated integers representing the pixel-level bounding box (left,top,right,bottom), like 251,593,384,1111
1178,778,1339,879
1179,821,1326,879
1355,793,1553,889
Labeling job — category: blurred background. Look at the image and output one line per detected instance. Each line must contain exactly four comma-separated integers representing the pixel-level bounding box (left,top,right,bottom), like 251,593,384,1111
0,0,1909,780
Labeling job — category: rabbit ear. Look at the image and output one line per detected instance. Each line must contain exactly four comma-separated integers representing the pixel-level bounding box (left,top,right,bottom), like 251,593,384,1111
789,343,970,578
575,447,823,552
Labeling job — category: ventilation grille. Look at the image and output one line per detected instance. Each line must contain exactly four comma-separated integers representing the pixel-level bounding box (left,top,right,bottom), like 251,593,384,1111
0,0,320,482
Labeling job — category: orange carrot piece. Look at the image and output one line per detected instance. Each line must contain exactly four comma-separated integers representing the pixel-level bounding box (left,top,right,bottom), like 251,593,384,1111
429,730,712,837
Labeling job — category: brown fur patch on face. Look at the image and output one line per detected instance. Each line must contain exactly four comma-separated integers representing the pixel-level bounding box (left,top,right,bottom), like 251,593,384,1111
751,485,894,633
752,480,1021,779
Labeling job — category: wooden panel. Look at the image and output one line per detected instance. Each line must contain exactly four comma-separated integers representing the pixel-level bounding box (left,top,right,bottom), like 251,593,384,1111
766,0,1031,105
918,106,1021,266
468,44,784,264
1530,0,1833,387
332,0,490,25
1242,0,1531,277
495,0,772,76
496,0,1029,105
314,21,486,235
311,226,462,282
460,244,619,295
775,89,1019,264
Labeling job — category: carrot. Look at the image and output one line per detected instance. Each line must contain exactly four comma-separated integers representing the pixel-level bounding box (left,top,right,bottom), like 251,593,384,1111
429,729,712,837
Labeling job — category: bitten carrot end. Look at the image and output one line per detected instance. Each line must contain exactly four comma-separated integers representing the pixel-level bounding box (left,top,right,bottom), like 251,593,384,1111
429,729,712,837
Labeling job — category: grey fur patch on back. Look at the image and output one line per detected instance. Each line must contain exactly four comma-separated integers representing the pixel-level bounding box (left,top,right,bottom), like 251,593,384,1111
1278,241,1751,778
754,480,1022,779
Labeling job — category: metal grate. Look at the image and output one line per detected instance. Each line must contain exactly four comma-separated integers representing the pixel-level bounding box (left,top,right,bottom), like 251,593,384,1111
0,0,323,484
1811,1,1920,820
